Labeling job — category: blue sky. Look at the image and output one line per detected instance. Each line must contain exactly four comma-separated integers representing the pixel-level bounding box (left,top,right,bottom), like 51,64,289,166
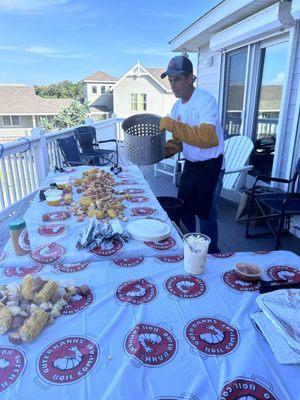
0,0,221,85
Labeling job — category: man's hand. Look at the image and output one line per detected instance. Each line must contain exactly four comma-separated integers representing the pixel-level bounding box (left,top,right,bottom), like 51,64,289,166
160,116,175,132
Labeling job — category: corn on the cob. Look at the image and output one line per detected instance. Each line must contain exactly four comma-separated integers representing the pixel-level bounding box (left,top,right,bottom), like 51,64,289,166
20,309,48,342
0,306,12,334
34,281,58,304
21,274,34,300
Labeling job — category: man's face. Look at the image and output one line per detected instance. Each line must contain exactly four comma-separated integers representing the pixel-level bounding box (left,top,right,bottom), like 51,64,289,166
168,73,193,99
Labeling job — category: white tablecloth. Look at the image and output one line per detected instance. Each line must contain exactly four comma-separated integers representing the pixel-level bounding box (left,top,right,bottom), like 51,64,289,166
0,167,300,399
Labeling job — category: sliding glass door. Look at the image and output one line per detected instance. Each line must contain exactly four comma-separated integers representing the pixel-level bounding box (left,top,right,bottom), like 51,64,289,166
222,47,248,137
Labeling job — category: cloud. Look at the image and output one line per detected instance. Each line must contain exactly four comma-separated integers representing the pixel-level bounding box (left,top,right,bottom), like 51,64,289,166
0,0,69,11
123,47,172,57
25,46,57,55
0,45,18,51
271,72,285,85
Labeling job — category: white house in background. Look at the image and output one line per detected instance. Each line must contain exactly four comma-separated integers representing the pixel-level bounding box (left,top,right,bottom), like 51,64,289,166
112,62,176,119
169,0,300,235
0,85,72,142
80,71,118,120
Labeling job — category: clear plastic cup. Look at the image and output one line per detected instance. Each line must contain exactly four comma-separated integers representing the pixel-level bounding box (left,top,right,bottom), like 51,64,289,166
183,233,211,274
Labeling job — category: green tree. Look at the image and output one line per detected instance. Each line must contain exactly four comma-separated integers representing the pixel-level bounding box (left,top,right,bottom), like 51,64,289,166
40,101,89,131
35,80,83,100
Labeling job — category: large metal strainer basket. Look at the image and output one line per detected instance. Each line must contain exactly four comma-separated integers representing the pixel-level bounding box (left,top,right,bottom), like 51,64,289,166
122,113,166,165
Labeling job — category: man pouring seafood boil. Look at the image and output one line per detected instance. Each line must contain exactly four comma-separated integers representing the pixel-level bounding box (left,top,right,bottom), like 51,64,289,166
160,55,224,253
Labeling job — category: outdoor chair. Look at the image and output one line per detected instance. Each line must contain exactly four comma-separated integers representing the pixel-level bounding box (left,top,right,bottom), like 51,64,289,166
74,126,119,167
245,158,300,249
222,135,254,192
56,136,86,167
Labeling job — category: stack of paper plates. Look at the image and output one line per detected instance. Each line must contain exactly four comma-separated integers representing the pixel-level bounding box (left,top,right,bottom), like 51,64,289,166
126,219,171,241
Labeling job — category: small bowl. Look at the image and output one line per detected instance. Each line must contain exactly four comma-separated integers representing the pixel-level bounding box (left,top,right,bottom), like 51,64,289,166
45,194,62,206
44,189,63,197
55,177,70,189
235,262,262,282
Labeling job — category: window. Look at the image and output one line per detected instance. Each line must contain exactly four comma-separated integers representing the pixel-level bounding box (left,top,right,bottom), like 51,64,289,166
130,93,147,111
101,86,106,94
2,115,21,127
92,85,97,94
222,47,248,137
130,93,138,111
139,94,147,111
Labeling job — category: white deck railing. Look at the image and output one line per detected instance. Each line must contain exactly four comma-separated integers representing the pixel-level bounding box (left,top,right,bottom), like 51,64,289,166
0,117,124,221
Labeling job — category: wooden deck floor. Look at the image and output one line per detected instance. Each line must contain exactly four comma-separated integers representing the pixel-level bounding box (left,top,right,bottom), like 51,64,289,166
1,163,300,256
140,165,300,256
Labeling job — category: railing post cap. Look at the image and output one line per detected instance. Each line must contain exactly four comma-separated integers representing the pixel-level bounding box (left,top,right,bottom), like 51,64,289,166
31,127,46,137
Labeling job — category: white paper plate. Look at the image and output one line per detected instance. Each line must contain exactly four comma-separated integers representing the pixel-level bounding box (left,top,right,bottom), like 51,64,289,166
126,219,171,241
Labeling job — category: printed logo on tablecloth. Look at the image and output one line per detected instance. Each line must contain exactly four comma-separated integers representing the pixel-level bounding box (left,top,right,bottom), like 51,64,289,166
42,211,70,222
3,265,44,278
38,224,67,237
164,275,207,299
144,237,176,252
124,323,177,367
18,229,31,252
185,317,239,357
266,265,300,283
54,263,89,274
118,173,134,179
222,270,260,292
0,347,26,393
156,255,184,263
0,250,7,262
37,336,99,385
210,252,235,259
127,196,150,203
112,257,145,268
116,180,138,185
116,279,157,305
29,243,66,265
131,207,156,216
62,290,94,315
90,239,123,257
219,377,278,400
123,188,145,195
255,250,272,255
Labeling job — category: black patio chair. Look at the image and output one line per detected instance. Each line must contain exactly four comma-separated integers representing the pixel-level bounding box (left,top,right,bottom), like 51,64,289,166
245,158,300,249
74,126,119,168
56,136,86,167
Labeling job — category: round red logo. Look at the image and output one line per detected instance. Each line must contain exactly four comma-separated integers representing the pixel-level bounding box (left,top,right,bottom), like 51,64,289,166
117,180,138,185
123,188,145,194
144,237,176,251
185,317,239,357
3,265,44,278
223,270,260,291
29,243,66,265
18,229,31,252
266,265,300,282
112,257,144,268
165,275,207,299
219,378,277,400
118,173,134,179
116,279,157,305
62,290,94,315
124,323,177,367
37,336,99,385
54,263,89,274
0,250,7,262
38,224,67,237
210,252,235,259
156,255,184,263
131,207,156,216
0,347,26,393
42,211,70,222
90,239,123,257
127,196,149,203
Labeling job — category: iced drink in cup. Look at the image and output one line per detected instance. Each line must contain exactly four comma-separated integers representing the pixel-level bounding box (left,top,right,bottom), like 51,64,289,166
183,233,211,274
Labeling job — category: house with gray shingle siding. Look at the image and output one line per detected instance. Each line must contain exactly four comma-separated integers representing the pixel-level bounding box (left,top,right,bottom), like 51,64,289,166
0,85,73,142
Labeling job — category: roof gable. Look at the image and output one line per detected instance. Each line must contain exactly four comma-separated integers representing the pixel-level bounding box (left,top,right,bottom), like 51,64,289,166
81,71,118,83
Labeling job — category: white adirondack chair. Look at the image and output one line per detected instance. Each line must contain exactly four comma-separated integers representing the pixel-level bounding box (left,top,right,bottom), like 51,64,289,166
154,152,184,184
223,135,254,192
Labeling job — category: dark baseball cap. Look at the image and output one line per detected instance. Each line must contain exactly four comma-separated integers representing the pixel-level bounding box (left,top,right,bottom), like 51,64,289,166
161,55,193,79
